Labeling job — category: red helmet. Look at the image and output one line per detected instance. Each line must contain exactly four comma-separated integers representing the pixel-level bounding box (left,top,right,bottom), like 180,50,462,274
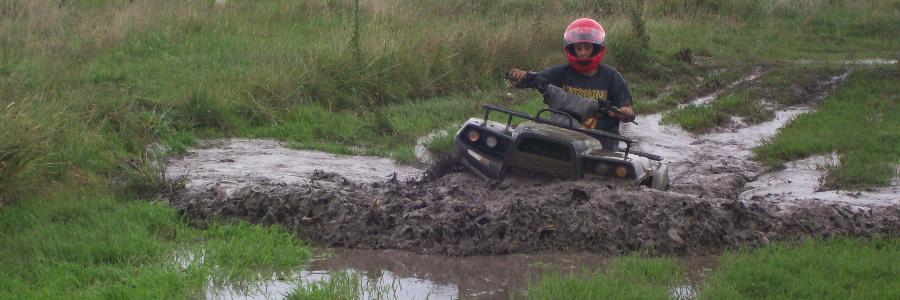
563,18,607,74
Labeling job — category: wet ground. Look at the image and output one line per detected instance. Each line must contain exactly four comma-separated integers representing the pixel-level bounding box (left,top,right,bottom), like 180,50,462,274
165,63,898,298
195,249,715,299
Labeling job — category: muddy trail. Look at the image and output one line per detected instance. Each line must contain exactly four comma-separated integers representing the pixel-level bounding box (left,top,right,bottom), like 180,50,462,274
166,66,899,256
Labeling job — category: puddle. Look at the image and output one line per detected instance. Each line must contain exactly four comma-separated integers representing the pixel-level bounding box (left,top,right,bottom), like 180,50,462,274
193,249,722,300
686,67,763,107
166,139,422,191
671,284,696,300
740,154,900,208
189,249,609,299
305,249,607,299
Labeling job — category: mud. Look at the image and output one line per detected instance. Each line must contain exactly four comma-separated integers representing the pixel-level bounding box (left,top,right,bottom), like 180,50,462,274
165,68,899,257
166,155,898,255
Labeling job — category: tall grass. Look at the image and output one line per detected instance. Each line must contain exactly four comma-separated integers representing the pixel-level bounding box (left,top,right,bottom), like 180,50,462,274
2,0,897,203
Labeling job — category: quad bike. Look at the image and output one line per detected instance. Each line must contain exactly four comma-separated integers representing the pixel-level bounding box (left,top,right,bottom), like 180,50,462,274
453,73,670,190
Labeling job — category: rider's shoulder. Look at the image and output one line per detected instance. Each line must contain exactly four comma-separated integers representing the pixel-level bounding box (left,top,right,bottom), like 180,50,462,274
597,64,622,75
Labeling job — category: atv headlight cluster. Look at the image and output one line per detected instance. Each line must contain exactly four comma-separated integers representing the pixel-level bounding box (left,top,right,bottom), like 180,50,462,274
591,161,630,178
467,128,500,149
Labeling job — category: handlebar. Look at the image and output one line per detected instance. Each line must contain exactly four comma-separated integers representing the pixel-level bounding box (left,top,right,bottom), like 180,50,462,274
536,108,576,128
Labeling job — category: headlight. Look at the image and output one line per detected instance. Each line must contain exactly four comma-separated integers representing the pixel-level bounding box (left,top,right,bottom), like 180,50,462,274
467,129,480,143
615,166,628,178
485,135,498,148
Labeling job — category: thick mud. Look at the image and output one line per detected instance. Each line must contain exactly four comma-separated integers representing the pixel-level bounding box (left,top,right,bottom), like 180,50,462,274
166,144,898,256
166,68,899,257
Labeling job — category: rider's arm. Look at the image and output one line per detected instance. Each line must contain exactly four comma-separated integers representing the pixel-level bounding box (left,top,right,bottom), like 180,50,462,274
607,69,635,122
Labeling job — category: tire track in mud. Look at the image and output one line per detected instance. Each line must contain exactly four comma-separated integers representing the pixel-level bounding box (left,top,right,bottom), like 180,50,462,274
166,67,899,256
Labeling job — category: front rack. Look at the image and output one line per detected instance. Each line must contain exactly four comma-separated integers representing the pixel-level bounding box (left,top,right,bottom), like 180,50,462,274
480,104,663,161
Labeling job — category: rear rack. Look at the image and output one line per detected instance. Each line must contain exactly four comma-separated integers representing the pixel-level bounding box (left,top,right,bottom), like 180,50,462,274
480,104,662,161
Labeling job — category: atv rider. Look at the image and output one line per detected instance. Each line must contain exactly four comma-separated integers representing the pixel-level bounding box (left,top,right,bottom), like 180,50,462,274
509,18,635,151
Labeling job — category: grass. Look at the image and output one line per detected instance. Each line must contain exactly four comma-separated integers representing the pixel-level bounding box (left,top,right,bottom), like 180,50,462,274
524,254,683,299
0,185,312,299
284,271,361,300
524,237,900,300
661,92,773,133
754,67,899,189
699,237,900,299
631,66,752,114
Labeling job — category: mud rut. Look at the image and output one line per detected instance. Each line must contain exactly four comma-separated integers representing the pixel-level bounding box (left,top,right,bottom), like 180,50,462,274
166,68,899,256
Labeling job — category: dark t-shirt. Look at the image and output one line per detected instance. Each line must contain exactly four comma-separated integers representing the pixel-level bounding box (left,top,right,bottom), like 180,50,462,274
537,64,632,133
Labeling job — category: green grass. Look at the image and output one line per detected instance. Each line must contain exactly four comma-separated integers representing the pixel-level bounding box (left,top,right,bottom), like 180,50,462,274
525,254,683,300
0,186,312,299
754,67,900,189
661,92,773,133
524,237,900,300
699,237,900,299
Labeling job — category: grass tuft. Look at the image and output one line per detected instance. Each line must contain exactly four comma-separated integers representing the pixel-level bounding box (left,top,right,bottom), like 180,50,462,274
525,253,682,299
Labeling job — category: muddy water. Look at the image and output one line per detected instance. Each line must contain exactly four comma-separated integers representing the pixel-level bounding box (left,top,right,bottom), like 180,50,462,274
740,154,900,208
166,139,421,188
200,249,717,299
306,249,607,299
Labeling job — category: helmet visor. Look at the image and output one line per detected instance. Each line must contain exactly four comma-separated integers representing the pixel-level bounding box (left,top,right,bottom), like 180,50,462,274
564,27,605,46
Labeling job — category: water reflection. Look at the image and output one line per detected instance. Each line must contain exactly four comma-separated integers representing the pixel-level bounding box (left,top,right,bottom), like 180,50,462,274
202,249,719,300
305,249,608,299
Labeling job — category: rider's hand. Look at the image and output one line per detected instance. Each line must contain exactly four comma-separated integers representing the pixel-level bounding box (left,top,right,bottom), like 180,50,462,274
508,69,528,81
608,106,635,122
